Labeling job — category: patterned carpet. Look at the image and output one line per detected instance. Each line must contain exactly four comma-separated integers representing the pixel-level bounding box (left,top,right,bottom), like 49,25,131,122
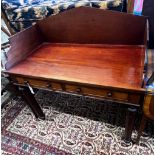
1,90,154,155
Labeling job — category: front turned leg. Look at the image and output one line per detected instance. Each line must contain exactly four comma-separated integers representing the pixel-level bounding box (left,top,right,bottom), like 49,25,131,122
19,86,45,120
123,107,137,143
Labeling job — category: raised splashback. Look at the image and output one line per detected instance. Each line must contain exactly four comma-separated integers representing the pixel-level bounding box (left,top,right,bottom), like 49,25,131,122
38,6,147,45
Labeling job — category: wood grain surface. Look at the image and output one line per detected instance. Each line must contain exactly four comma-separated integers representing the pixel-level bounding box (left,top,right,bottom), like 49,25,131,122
5,25,44,70
143,94,154,120
38,7,147,45
6,43,145,91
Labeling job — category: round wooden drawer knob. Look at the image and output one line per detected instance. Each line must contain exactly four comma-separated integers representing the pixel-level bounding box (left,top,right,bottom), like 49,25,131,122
46,84,52,88
107,92,112,97
24,81,28,84
76,87,82,93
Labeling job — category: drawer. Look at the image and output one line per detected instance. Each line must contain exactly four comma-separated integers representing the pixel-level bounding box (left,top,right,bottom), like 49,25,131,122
128,94,141,105
65,84,128,101
14,77,141,104
15,77,62,91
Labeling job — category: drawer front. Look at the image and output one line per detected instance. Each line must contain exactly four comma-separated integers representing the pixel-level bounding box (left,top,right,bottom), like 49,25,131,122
15,77,62,91
14,77,140,104
65,84,129,101
128,94,141,104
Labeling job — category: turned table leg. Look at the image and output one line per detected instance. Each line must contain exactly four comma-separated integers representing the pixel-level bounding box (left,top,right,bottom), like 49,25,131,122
124,107,137,143
18,86,45,120
136,115,147,144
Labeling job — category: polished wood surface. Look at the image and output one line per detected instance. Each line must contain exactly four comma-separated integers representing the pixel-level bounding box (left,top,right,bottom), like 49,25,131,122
12,75,141,105
19,86,45,119
38,7,146,45
136,94,154,143
5,25,43,70
6,43,145,91
5,7,147,71
143,94,154,120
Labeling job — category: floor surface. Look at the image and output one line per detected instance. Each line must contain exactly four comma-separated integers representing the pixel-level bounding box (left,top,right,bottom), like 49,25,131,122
1,90,154,155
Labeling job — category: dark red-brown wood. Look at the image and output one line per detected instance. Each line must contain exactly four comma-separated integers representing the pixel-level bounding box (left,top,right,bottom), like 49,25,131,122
5,25,44,70
19,86,45,119
38,7,147,45
6,43,145,91
124,107,137,143
5,7,147,71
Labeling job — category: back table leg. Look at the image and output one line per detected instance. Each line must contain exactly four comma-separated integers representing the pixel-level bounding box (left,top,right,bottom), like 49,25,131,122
19,86,45,120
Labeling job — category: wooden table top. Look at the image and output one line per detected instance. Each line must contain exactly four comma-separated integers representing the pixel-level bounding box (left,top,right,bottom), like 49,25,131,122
7,43,145,90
